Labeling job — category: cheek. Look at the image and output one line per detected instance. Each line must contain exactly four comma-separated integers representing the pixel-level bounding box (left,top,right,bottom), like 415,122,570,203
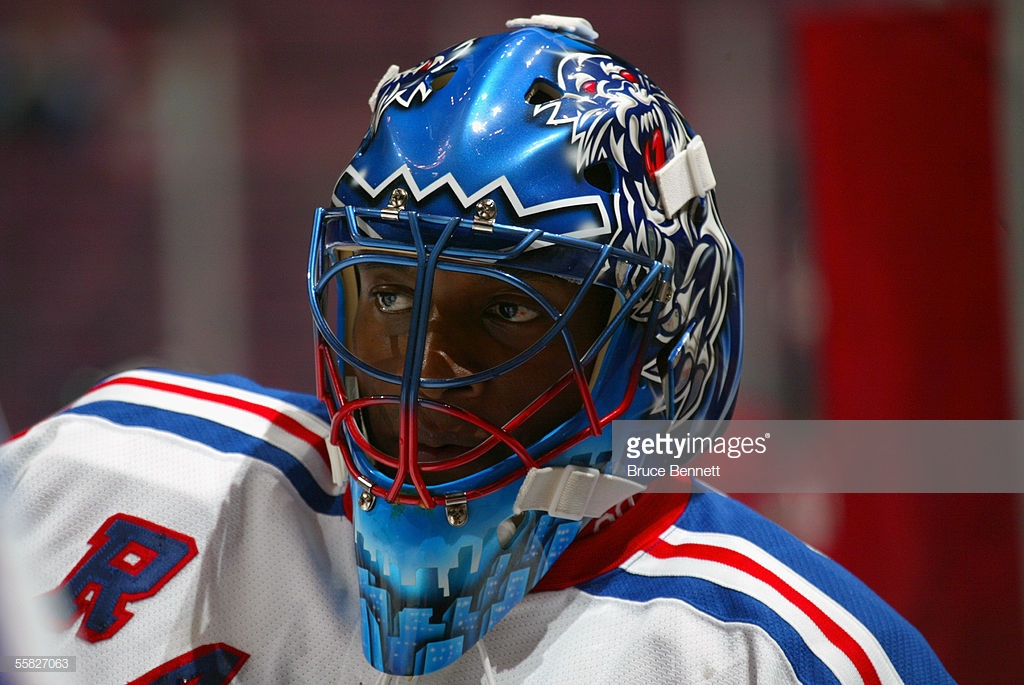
351,310,407,375
489,350,588,445
489,342,583,413
496,310,610,434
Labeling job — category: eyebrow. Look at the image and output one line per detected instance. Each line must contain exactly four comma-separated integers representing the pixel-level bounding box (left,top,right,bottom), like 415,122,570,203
352,262,415,285
352,261,584,305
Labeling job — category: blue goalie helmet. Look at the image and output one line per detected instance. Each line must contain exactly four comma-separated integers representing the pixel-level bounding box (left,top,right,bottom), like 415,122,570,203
308,14,742,676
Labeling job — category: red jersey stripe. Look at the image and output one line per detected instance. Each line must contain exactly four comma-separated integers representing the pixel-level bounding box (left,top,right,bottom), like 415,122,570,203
535,490,691,591
648,538,883,685
94,375,330,467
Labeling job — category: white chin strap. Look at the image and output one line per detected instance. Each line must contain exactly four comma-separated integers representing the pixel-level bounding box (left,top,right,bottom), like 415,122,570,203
514,464,646,521
326,440,349,487
329,441,642,523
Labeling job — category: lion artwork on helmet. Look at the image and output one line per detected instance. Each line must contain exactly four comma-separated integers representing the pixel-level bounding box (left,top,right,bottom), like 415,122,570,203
534,48,739,422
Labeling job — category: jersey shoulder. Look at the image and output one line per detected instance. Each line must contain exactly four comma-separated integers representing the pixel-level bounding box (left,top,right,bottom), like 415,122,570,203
60,367,330,430
0,370,362,684
576,487,955,685
2,368,340,515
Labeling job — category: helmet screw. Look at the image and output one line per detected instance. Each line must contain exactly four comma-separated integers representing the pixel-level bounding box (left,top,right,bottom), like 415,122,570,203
358,489,376,512
473,198,497,230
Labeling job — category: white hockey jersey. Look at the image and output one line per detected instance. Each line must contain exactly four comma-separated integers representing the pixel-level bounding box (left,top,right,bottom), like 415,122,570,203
0,369,954,684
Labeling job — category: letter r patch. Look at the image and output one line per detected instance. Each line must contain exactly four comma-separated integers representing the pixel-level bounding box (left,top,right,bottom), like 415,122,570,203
53,513,198,641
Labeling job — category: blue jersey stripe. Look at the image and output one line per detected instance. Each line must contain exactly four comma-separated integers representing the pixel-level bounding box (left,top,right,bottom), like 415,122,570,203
578,568,841,684
576,489,954,684
65,400,345,517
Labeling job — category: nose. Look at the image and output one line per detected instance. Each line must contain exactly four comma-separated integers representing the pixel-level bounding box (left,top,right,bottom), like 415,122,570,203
418,322,484,401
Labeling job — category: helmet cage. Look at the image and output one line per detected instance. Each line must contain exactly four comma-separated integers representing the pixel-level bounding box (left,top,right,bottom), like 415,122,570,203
308,204,669,508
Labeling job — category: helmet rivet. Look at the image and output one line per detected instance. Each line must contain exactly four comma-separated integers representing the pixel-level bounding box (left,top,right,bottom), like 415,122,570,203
388,187,409,209
382,188,409,220
444,494,469,527
473,198,497,230
358,489,376,512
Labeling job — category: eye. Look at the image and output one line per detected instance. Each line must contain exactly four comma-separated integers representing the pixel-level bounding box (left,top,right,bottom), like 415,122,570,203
373,289,413,313
488,301,541,323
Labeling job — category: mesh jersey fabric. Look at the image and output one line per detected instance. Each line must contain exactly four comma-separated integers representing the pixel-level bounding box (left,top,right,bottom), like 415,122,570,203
0,369,953,684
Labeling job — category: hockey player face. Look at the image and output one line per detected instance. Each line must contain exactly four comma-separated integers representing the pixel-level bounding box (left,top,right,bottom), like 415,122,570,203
348,263,612,481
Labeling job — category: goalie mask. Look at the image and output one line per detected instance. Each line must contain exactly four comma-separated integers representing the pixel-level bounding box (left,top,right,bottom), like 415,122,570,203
308,15,742,676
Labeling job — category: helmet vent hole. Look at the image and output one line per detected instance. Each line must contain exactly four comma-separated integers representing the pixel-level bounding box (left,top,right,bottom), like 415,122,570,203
688,196,709,227
497,512,527,548
525,78,563,105
429,67,457,91
583,161,616,193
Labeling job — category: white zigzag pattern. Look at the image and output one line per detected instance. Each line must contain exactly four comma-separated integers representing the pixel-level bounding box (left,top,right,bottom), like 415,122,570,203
338,164,613,241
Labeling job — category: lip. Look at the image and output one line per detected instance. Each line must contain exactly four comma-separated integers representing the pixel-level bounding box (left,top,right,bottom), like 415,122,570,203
415,426,487,462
